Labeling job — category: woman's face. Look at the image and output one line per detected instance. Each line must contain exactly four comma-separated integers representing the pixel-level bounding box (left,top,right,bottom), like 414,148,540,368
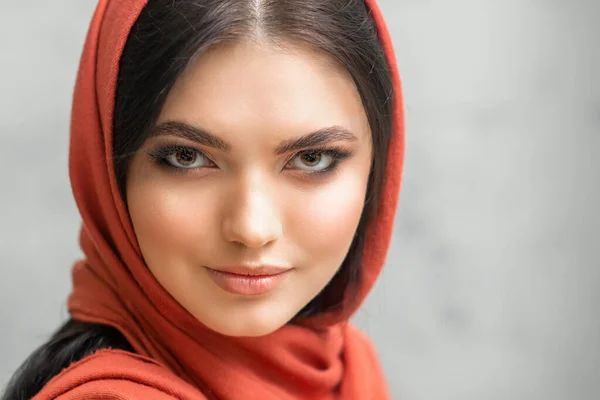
126,40,372,337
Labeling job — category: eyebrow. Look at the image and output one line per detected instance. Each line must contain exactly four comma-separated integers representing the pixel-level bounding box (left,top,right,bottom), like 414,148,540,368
151,121,358,155
151,121,231,151
274,126,358,155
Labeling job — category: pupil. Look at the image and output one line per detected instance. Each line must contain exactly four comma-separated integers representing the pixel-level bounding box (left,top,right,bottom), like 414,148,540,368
177,149,196,165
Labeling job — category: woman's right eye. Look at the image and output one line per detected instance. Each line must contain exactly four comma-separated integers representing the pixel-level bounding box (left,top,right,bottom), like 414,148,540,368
149,146,214,169
165,148,210,169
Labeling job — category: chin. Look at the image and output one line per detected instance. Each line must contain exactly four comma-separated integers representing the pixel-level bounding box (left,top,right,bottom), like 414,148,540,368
194,304,296,338
218,323,282,338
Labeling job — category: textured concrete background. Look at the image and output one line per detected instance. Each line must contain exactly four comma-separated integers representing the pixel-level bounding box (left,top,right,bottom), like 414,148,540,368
1,1,598,399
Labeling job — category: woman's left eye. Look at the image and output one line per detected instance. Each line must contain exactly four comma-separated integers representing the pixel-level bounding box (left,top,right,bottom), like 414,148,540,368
285,148,353,174
289,150,335,171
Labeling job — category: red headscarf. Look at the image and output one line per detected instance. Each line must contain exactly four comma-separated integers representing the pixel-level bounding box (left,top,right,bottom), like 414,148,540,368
34,0,404,398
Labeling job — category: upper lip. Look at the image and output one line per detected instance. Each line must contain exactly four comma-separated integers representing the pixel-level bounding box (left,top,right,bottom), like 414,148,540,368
206,264,292,276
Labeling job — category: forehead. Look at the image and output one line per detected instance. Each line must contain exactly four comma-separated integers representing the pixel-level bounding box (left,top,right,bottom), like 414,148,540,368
157,40,371,144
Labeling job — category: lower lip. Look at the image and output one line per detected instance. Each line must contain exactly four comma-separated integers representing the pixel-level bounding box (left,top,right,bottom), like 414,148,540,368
205,267,291,296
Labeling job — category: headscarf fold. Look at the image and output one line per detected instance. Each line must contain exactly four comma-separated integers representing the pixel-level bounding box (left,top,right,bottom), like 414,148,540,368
34,0,404,398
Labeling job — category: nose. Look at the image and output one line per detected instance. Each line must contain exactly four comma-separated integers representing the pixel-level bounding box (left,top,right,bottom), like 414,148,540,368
221,175,283,249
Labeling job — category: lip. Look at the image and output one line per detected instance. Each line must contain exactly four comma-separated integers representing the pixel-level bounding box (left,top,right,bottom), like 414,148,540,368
204,265,292,296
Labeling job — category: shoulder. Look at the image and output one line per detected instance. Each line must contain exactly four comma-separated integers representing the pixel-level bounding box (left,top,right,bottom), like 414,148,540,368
32,349,205,400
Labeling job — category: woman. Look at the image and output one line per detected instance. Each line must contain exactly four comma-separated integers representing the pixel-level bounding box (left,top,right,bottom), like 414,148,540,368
3,0,404,398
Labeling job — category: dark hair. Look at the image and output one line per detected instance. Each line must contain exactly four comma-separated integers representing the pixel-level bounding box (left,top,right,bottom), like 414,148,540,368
1,320,133,400
2,1,392,398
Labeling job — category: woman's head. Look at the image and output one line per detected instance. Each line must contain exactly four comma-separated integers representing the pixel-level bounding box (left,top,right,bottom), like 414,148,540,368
114,0,393,337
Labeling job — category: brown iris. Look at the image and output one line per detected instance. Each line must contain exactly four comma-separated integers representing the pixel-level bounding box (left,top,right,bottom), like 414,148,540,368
175,148,198,167
300,151,321,167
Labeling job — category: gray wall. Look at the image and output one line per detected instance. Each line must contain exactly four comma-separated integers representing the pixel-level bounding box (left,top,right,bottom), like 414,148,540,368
1,1,598,399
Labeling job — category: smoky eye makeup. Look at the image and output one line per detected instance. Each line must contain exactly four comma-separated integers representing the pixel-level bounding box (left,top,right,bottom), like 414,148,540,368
145,140,355,179
283,146,354,177
146,144,216,172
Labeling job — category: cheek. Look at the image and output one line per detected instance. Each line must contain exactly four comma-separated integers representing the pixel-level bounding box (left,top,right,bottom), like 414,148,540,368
287,172,369,265
127,175,218,264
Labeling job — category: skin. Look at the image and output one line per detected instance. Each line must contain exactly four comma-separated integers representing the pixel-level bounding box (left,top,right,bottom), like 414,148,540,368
126,40,372,337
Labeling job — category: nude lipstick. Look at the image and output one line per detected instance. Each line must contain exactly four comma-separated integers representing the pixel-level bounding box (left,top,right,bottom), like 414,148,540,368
204,265,292,296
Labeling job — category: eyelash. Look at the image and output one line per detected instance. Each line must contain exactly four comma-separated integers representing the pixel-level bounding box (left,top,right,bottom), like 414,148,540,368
148,145,216,171
284,147,353,177
146,144,353,177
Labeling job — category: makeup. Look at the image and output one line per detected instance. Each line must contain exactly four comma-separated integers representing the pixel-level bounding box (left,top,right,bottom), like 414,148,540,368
204,265,293,296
